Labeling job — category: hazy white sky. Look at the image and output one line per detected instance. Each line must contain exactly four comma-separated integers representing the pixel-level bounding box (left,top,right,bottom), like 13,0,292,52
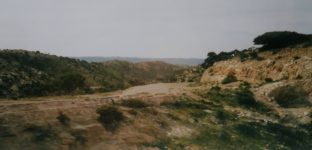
0,0,311,58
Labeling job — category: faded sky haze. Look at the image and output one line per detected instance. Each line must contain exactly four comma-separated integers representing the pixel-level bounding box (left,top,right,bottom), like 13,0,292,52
0,0,311,58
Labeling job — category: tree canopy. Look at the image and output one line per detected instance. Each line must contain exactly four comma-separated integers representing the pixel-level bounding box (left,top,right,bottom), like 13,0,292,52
253,31,311,50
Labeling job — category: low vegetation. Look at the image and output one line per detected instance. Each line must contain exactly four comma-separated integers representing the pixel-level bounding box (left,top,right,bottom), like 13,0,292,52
56,112,70,125
24,125,56,141
265,78,273,82
199,82,273,115
121,99,148,108
96,105,125,132
71,132,87,145
221,75,237,84
293,56,301,60
0,50,184,99
127,109,138,116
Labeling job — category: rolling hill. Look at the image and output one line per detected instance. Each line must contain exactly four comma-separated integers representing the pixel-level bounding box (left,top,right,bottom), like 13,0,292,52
0,49,185,99
72,56,204,66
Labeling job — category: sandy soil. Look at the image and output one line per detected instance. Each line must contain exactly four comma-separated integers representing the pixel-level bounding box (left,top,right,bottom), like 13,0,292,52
118,83,190,96
0,83,191,105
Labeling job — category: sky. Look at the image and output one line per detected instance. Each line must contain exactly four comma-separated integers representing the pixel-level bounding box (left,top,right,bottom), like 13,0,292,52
0,0,311,58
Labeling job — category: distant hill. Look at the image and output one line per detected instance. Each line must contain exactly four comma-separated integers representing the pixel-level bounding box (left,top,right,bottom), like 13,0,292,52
0,50,185,99
72,56,204,66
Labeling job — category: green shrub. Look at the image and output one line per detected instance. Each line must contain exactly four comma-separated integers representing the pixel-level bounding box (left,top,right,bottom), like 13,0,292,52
235,122,259,137
271,49,281,54
239,82,251,89
55,73,87,93
71,132,87,145
121,99,148,108
221,75,237,84
167,113,182,121
189,109,207,118
265,78,273,82
9,95,19,100
210,86,221,92
171,99,210,109
249,51,258,59
201,51,233,68
295,74,303,79
127,109,137,116
96,105,124,132
56,112,70,125
294,56,301,60
216,109,225,120
302,42,312,48
266,122,311,149
24,125,55,141
256,57,265,61
235,90,257,107
142,108,158,115
238,53,249,62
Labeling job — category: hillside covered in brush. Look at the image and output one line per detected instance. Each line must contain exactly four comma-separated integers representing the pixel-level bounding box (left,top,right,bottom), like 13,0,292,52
73,56,204,66
101,60,182,85
0,50,184,99
200,31,312,84
201,31,312,69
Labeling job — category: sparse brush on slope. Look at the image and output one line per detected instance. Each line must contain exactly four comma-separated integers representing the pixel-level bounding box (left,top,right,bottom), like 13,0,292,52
0,50,184,99
221,75,237,84
201,31,312,69
201,47,260,68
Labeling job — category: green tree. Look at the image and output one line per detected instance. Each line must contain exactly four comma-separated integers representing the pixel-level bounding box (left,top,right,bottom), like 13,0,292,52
253,31,311,51
56,73,87,93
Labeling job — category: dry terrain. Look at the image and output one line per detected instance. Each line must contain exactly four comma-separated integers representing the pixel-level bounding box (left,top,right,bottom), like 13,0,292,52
1,78,312,150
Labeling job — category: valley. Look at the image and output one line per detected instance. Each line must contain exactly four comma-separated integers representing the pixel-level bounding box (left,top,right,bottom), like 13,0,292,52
1,31,312,150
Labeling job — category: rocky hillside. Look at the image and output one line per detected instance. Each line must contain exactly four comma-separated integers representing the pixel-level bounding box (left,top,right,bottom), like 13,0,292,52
175,65,205,83
200,38,312,111
201,45,312,84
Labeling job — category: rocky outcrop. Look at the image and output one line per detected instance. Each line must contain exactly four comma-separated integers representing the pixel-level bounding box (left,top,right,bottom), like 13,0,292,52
267,79,312,108
201,47,312,84
176,65,205,82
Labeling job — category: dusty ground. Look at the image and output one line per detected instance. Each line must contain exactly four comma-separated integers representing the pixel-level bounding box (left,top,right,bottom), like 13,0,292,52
0,83,194,150
118,83,190,96
1,81,311,150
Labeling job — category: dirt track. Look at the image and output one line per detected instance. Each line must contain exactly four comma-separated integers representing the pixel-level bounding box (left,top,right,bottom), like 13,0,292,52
0,83,192,150
118,83,190,96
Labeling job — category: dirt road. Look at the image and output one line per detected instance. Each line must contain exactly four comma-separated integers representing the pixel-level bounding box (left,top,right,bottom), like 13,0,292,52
118,82,191,96
0,83,193,150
